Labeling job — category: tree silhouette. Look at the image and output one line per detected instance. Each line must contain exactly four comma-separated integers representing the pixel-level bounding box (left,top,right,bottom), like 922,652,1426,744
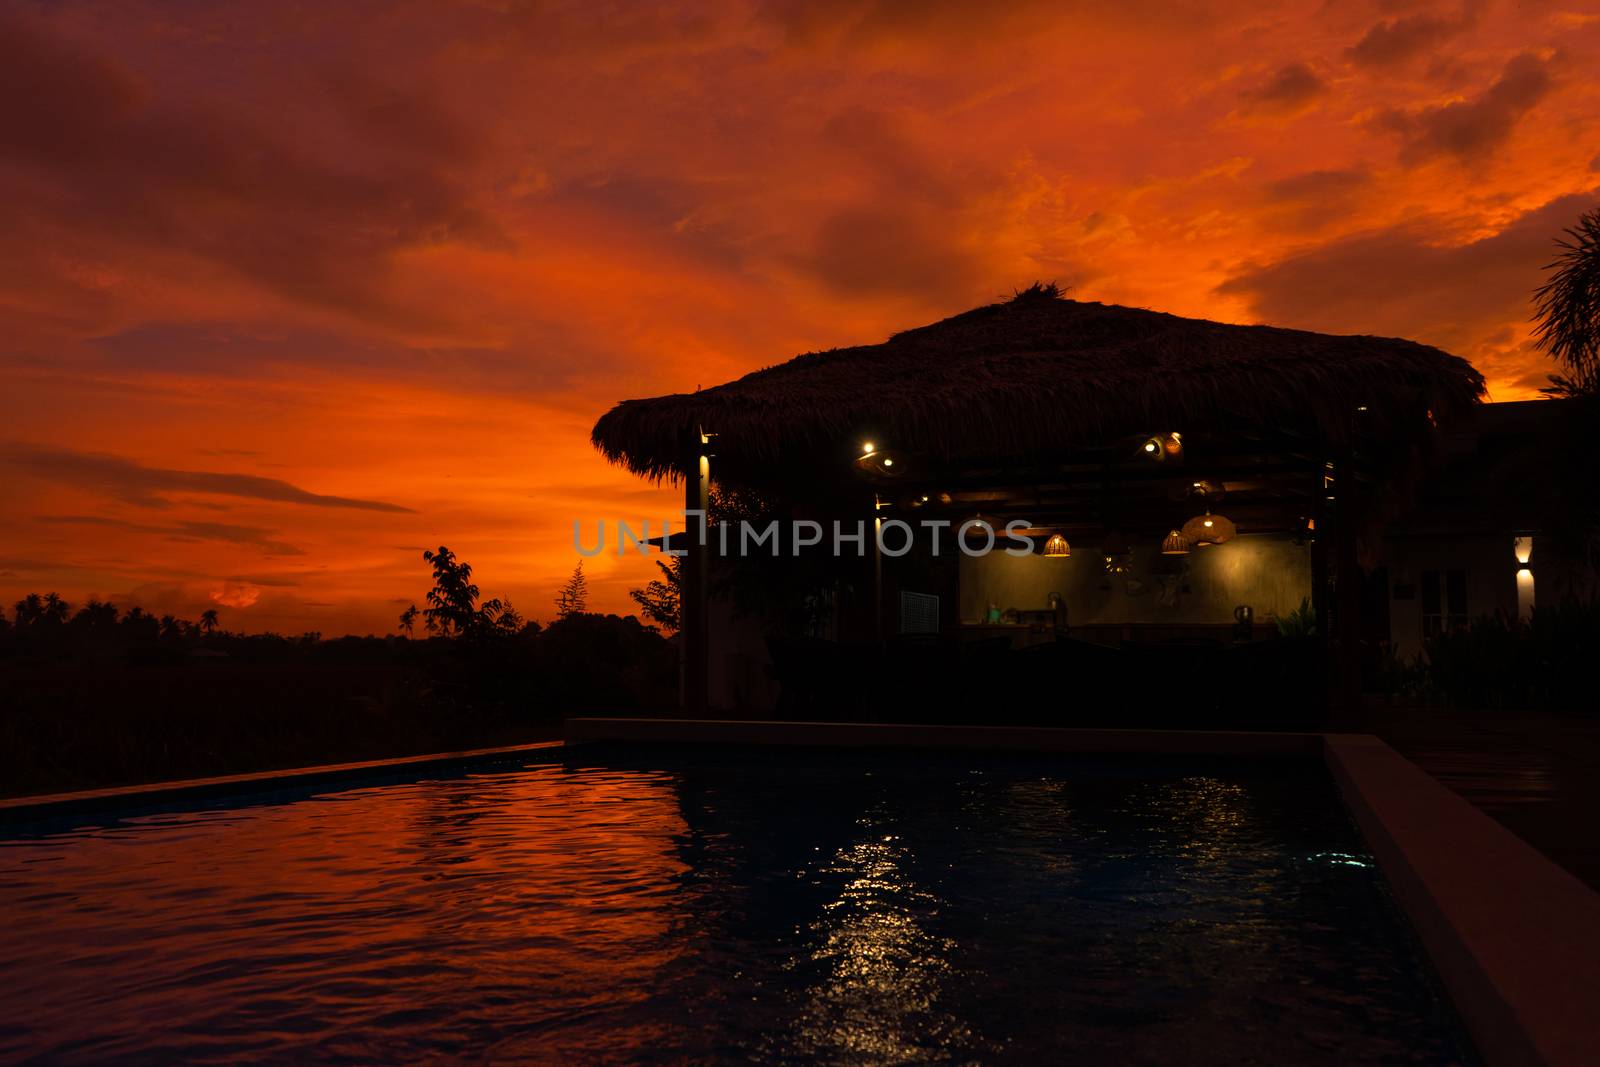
486,599,524,632
13,593,69,628
398,603,418,637
629,557,680,631
555,563,589,620
1534,207,1600,397
420,546,509,637
422,546,481,635
199,609,220,635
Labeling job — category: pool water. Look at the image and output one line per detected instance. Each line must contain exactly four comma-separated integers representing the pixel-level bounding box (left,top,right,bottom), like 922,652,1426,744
0,748,1472,1064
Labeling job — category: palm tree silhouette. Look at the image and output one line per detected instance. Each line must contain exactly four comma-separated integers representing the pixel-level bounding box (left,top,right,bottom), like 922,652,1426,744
1533,207,1600,396
199,609,220,635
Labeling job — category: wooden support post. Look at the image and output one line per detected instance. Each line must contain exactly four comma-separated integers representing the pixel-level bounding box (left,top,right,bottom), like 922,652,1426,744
872,504,884,644
681,437,710,715
1333,457,1365,718
1310,457,1333,716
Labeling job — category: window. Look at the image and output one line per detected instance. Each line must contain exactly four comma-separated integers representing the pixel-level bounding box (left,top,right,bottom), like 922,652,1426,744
1420,569,1467,638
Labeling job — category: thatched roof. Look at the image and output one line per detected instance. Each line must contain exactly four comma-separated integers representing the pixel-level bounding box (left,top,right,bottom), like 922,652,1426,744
592,285,1485,484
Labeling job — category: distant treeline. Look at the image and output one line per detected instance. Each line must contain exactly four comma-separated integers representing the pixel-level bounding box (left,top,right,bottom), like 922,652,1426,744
0,550,677,797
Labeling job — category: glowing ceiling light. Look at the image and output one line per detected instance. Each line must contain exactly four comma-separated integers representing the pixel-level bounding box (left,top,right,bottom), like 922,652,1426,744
1182,510,1236,545
1044,533,1071,557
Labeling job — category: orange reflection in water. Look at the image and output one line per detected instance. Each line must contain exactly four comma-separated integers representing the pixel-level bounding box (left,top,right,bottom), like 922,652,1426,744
0,764,692,1063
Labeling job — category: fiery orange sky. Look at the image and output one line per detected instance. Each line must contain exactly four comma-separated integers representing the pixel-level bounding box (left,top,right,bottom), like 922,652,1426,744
2,1,1597,635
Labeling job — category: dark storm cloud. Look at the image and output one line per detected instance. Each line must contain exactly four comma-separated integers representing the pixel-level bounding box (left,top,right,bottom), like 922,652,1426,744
1240,63,1326,115
1259,168,1373,230
0,443,414,513
796,107,997,301
0,10,501,330
1376,53,1553,163
1264,168,1372,203
763,0,1212,47
1346,4,1481,69
1216,190,1599,346
806,205,986,300
38,516,304,556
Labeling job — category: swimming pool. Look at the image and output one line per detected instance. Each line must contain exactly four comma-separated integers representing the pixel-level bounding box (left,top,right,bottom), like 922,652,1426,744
0,747,1472,1064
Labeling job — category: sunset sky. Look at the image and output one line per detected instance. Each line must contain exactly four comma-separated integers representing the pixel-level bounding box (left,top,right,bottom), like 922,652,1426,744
2,0,1597,635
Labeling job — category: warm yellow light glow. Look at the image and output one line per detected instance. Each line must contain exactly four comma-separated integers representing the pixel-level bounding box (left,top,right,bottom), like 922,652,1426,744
1161,529,1189,555
1516,567,1535,620
1182,511,1236,545
1044,533,1071,557
862,442,875,455
1141,432,1181,459
882,457,893,467
1514,535,1533,565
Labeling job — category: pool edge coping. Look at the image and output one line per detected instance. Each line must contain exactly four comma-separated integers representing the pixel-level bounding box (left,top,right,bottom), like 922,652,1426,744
1322,732,1600,1067
0,740,565,822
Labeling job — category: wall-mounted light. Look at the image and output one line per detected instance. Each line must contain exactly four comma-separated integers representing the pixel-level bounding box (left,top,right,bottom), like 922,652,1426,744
854,441,903,478
1516,566,1535,620
1139,432,1183,461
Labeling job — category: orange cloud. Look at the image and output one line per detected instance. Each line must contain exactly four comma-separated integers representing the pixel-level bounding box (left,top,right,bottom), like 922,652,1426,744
211,582,262,609
1,0,1597,632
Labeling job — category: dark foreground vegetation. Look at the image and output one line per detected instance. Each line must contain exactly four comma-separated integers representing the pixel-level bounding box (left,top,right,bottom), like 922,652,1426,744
1401,598,1600,711
0,551,675,798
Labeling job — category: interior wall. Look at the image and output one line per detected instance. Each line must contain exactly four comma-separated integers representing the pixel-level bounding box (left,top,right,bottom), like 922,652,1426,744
958,534,1313,626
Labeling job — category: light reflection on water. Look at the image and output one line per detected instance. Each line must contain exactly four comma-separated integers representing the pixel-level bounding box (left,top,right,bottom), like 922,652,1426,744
0,752,1471,1065
778,823,980,1063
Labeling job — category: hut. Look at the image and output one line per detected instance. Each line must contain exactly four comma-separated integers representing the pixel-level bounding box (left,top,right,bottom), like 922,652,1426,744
593,284,1490,722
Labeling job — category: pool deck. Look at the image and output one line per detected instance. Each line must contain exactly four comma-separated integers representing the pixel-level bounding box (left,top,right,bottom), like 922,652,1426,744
4,719,1597,1066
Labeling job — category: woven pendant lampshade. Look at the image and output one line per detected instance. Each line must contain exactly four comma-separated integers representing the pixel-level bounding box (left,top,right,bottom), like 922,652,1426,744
1161,529,1190,555
1043,533,1071,557
1181,511,1236,546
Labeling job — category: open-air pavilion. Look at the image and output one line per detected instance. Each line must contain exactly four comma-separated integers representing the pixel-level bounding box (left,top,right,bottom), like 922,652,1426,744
593,285,1487,722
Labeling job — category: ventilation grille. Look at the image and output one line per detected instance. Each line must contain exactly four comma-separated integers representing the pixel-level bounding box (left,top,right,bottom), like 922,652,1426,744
899,591,940,635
